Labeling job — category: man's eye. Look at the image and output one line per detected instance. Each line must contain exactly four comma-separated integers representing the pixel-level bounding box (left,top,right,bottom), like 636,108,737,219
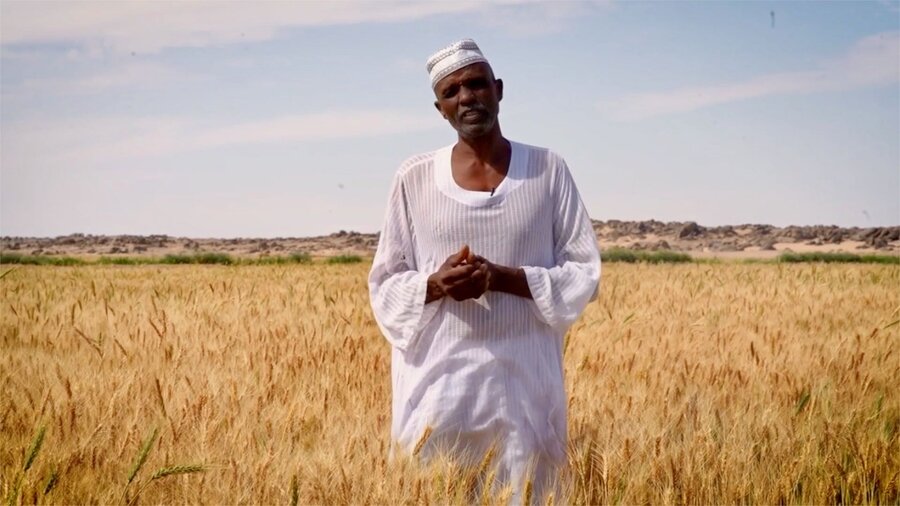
442,85,459,99
467,78,488,89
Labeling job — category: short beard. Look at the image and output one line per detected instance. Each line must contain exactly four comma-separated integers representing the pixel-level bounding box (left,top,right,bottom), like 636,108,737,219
453,104,497,139
456,116,496,139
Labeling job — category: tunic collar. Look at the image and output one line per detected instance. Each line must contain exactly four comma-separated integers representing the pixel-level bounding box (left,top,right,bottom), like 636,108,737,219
434,141,528,207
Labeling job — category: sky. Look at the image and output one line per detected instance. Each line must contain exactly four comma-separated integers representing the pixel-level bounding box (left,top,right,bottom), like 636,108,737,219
1,0,898,238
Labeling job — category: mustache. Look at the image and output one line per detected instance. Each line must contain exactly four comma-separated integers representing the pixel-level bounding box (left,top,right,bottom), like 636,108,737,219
457,103,489,118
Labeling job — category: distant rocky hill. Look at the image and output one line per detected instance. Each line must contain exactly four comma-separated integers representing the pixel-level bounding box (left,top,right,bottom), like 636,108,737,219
593,220,899,253
2,221,898,259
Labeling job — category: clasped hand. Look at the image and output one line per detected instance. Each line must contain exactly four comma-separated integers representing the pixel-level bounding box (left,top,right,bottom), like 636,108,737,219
425,245,492,302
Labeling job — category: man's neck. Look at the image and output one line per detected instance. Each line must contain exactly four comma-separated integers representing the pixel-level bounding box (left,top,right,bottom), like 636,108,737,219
453,128,507,166
449,128,511,192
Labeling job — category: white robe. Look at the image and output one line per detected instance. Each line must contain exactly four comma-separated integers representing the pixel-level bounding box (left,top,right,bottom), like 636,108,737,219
368,140,601,495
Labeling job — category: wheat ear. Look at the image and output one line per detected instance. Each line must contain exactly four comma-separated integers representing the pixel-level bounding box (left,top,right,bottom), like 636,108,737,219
23,425,46,472
150,464,206,480
127,427,159,484
413,426,433,457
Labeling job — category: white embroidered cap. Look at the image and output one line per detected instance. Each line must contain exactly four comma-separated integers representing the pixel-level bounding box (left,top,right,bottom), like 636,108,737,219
426,39,489,89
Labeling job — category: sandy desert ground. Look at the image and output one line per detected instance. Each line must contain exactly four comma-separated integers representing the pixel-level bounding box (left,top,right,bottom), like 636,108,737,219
2,220,898,260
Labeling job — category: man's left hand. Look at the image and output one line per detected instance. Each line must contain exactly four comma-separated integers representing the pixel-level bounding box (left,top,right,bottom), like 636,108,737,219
472,255,533,300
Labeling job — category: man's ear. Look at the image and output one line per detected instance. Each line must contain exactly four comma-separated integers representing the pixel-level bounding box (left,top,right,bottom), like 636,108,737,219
434,100,447,119
495,79,503,102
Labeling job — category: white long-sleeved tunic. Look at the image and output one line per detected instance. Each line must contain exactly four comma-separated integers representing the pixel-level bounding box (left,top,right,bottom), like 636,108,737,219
368,140,601,491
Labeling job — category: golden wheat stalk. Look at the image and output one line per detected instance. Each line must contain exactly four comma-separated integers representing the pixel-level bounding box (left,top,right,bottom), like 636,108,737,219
23,425,46,472
43,467,59,496
522,478,533,506
290,474,299,506
5,426,47,506
125,464,206,506
127,427,158,485
150,464,206,480
413,426,433,457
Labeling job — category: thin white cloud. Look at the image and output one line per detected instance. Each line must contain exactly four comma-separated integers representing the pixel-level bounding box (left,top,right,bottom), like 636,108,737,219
0,1,597,103
879,0,900,14
0,1,483,54
478,1,613,37
0,1,602,54
3,110,442,167
13,62,195,95
193,111,437,147
599,31,900,121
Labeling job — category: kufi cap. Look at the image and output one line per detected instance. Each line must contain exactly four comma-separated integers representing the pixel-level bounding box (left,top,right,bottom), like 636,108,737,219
426,39,489,89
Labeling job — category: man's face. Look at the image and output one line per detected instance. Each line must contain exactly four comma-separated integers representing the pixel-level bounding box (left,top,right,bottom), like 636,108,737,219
433,63,503,140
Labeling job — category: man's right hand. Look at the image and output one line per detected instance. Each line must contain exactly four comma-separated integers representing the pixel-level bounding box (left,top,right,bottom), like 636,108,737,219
425,245,491,303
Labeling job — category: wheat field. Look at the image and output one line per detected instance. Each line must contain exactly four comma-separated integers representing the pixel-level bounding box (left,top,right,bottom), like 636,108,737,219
1,262,898,504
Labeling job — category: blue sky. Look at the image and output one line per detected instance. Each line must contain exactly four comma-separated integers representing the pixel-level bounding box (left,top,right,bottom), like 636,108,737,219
1,0,898,237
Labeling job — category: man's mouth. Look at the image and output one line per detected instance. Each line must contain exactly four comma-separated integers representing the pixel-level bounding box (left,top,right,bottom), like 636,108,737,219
460,109,486,121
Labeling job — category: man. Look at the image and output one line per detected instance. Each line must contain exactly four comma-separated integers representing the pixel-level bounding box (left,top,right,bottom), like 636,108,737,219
368,39,601,499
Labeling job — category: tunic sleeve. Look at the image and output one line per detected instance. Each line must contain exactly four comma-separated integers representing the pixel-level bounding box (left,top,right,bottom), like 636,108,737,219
368,171,443,351
522,157,601,333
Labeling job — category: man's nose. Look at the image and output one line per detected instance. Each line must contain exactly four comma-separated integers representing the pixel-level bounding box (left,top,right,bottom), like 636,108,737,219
458,85,476,104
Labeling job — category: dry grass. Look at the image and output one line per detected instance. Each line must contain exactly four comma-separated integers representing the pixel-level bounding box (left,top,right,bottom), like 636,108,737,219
1,263,898,504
